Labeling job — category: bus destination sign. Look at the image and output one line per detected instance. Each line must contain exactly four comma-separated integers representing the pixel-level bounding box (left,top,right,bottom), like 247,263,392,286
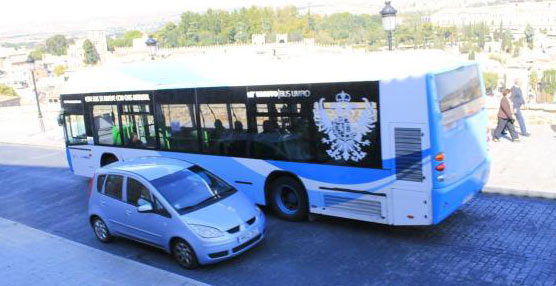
84,94,150,103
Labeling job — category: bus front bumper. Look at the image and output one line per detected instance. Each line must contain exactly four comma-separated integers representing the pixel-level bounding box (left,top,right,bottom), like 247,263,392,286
431,158,491,224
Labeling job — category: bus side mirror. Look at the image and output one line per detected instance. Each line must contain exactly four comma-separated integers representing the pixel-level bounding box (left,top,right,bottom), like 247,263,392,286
57,114,64,126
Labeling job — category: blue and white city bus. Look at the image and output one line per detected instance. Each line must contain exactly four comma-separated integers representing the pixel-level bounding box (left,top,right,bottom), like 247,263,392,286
59,51,490,225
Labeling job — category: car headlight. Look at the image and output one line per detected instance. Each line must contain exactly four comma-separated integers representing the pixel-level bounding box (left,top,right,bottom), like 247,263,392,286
189,224,224,238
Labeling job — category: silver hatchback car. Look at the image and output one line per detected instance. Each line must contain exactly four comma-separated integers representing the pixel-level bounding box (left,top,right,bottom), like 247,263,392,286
88,157,265,269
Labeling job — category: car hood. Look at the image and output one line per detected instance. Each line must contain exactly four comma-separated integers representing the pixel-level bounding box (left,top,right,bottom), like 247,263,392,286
181,191,257,231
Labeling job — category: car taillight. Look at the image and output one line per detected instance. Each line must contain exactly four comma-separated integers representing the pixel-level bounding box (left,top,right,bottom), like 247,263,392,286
435,163,445,172
87,175,94,198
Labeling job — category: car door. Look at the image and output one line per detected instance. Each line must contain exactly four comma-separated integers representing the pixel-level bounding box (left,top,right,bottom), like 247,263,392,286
122,176,172,247
100,174,127,235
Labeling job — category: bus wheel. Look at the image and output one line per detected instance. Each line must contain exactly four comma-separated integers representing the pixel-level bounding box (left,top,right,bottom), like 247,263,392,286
269,176,308,221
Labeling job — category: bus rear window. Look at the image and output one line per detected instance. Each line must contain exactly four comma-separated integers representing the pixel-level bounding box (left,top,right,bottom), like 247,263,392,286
436,66,481,113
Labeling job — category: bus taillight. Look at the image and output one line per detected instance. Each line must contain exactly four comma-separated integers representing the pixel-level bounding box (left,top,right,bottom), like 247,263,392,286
435,163,445,172
435,152,445,161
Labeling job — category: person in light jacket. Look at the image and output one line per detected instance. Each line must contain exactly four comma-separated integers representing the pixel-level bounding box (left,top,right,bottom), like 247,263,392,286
493,89,520,142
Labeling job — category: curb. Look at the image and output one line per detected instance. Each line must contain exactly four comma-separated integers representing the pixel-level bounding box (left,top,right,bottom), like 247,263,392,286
0,141,65,150
483,186,556,199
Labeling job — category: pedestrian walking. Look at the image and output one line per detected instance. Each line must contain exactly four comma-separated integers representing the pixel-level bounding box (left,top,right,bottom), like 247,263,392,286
510,79,529,136
493,89,520,142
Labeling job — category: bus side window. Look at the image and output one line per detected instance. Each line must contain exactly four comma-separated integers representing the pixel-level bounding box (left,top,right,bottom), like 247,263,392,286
120,104,156,149
199,103,230,154
92,105,122,146
158,104,199,152
226,103,249,157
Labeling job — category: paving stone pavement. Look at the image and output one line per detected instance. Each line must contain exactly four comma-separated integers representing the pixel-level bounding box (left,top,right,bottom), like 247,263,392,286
0,144,555,286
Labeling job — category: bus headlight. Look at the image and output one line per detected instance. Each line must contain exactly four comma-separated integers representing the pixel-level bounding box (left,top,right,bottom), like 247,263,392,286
189,224,224,238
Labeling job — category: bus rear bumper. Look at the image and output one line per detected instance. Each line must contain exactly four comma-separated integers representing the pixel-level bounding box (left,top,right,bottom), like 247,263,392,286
431,158,491,224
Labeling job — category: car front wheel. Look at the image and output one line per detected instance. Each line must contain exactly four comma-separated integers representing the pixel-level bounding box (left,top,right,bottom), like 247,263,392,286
92,217,113,243
172,239,199,269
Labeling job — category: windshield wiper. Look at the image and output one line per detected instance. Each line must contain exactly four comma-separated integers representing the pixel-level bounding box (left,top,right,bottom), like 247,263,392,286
177,196,216,213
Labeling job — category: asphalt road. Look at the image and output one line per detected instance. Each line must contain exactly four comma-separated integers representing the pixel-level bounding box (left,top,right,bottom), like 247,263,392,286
0,144,555,286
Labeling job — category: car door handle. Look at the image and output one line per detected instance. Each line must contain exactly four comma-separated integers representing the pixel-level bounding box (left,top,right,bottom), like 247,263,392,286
100,201,106,206
126,210,132,216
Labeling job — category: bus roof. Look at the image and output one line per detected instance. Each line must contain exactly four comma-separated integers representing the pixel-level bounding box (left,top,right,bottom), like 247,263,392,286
61,50,470,95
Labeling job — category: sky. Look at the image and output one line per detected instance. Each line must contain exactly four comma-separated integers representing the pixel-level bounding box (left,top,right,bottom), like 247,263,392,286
0,0,407,26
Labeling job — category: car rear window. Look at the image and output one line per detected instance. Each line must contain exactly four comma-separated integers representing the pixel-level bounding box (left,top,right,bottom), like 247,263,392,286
104,175,123,200
436,65,482,112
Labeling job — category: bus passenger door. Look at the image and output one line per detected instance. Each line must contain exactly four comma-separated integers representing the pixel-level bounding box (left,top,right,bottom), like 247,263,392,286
63,114,94,177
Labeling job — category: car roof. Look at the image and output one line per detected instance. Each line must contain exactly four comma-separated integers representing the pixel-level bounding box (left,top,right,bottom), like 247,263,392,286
100,157,194,181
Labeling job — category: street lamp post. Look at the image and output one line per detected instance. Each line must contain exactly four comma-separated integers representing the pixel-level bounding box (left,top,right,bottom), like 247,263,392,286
380,1,398,51
26,56,45,133
145,36,158,60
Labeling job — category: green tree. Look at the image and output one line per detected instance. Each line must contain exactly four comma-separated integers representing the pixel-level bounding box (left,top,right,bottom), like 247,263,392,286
525,24,534,49
83,39,99,65
53,65,66,77
0,84,18,97
45,35,68,56
529,70,539,93
468,50,476,60
107,30,143,49
541,69,556,98
483,72,499,92
501,30,513,53
29,46,44,60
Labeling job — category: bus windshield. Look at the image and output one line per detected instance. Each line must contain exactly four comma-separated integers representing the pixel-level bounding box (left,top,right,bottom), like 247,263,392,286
436,65,482,113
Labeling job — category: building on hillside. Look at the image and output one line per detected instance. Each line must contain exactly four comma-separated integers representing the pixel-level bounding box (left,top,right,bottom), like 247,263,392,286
67,39,85,69
0,48,33,89
430,1,556,34
67,27,109,69
252,34,266,45
88,28,108,63
276,34,288,44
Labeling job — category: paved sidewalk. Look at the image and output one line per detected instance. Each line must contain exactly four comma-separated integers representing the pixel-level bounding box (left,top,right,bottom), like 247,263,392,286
0,217,209,286
484,124,556,199
0,104,64,149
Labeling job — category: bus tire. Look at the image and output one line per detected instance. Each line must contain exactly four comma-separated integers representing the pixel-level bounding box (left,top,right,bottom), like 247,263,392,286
269,176,308,221
100,153,118,167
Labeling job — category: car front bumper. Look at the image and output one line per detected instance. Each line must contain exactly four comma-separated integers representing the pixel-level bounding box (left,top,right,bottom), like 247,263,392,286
194,214,266,265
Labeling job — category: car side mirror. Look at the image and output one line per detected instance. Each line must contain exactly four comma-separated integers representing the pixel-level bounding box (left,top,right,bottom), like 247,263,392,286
137,201,153,213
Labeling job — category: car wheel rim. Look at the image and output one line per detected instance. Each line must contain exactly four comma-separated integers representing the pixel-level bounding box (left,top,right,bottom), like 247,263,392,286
94,220,108,241
275,185,299,215
175,242,193,266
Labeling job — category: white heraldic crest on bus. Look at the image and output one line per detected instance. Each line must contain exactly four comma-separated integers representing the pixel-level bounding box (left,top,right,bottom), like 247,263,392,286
313,91,378,162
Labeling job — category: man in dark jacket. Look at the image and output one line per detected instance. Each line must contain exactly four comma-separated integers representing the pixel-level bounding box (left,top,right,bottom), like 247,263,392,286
493,89,519,142
510,79,529,136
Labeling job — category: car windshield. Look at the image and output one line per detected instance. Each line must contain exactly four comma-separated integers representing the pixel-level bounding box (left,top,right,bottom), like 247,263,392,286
150,165,235,214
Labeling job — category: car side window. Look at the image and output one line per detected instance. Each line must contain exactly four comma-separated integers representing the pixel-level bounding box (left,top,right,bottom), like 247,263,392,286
96,174,106,193
153,196,171,218
127,178,152,206
104,175,123,200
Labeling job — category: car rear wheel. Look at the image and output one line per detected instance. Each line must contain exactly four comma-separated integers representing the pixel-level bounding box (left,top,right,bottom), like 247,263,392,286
92,217,113,243
270,176,308,221
172,239,199,269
